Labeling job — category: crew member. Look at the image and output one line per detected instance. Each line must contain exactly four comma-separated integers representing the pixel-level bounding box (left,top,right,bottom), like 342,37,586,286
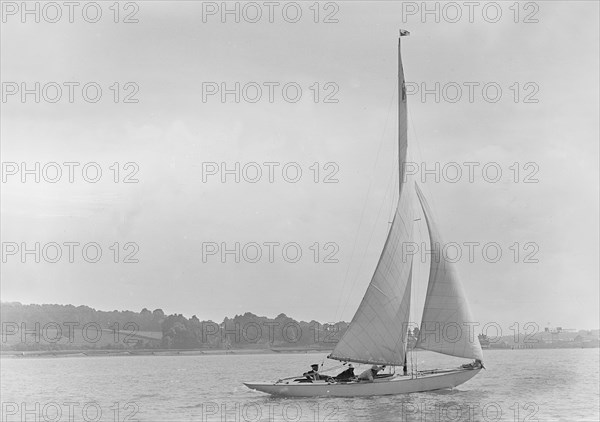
335,364,355,380
303,364,320,380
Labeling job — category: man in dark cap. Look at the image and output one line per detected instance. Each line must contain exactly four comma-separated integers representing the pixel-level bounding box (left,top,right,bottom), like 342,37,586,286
303,364,320,380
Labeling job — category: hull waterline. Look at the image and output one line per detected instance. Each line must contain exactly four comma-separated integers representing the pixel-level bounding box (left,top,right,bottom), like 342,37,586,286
244,368,481,397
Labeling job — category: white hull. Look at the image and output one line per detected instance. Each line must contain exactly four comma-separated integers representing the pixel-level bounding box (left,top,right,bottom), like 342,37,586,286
244,368,481,397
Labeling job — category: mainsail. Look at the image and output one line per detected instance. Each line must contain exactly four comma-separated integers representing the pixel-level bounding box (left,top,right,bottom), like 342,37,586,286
414,183,484,361
328,33,413,366
328,210,413,365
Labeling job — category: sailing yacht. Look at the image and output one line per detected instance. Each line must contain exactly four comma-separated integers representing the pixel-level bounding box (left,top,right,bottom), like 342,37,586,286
244,31,484,397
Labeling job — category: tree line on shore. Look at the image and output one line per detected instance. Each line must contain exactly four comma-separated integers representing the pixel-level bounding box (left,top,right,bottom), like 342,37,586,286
0,302,349,351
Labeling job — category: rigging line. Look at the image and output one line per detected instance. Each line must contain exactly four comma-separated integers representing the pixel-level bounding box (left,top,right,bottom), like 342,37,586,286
390,157,399,222
409,349,412,378
408,106,435,319
337,164,398,320
415,201,427,317
408,105,440,221
332,78,399,323
407,111,421,330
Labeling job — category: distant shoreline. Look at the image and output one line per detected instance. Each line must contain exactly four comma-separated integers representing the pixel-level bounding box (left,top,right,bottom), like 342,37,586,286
0,348,334,359
2,344,598,359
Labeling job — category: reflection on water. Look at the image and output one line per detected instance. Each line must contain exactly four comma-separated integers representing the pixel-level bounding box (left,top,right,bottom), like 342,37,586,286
1,349,598,421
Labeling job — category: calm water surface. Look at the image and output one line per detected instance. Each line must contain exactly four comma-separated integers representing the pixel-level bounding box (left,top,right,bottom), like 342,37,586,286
1,349,598,421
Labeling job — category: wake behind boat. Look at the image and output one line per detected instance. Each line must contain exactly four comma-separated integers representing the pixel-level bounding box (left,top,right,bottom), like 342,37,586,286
244,31,485,397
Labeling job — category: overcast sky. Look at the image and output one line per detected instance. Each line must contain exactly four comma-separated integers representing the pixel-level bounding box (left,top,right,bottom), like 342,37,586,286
1,1,598,331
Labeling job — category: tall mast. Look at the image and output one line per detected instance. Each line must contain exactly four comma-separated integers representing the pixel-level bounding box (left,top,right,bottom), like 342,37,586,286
398,30,409,197
398,29,410,363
